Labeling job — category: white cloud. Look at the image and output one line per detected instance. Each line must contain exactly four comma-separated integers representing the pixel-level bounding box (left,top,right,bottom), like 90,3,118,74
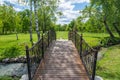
0,0,89,25
56,0,89,25
65,0,90,3
1,0,29,11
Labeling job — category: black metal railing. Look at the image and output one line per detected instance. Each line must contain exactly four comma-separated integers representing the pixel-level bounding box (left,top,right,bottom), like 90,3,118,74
26,30,56,80
68,30,100,80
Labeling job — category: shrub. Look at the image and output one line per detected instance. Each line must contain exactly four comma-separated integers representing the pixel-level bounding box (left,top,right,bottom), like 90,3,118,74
1,45,23,59
100,37,120,47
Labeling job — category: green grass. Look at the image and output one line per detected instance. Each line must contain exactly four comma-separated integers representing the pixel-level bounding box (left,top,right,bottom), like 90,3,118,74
82,32,111,46
97,44,120,80
0,33,38,49
0,76,19,80
56,31,68,39
0,33,38,59
0,31,118,59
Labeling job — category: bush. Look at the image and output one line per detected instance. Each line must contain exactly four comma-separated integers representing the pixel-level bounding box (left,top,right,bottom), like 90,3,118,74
100,37,120,47
1,45,23,59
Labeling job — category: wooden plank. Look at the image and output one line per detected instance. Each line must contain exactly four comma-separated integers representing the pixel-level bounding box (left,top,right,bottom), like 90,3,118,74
34,41,89,80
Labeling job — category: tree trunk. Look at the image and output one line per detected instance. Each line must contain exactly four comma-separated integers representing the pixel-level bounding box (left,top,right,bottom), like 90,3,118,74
2,27,4,34
30,0,33,44
113,22,120,37
15,30,18,40
103,16,114,38
34,0,40,40
43,9,46,32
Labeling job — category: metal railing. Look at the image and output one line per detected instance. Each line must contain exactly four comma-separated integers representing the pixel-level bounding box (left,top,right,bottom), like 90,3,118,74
26,30,56,80
68,30,100,80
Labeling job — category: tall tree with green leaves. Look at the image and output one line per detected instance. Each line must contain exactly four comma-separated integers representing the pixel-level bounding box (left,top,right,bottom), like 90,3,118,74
38,0,59,32
90,0,115,37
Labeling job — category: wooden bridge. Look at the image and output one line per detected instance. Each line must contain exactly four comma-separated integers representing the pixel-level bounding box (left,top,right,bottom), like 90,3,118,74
26,30,99,80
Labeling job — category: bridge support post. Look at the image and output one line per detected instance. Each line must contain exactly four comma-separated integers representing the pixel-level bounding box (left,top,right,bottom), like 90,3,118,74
42,33,44,59
80,34,82,58
26,46,32,80
55,31,56,40
92,51,98,80
48,31,49,47
75,31,76,46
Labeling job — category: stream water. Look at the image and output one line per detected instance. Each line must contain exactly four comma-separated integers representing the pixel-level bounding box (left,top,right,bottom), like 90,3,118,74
0,63,27,77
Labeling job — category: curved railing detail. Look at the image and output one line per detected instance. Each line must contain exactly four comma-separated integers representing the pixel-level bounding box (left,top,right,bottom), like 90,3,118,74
26,30,56,80
68,30,100,80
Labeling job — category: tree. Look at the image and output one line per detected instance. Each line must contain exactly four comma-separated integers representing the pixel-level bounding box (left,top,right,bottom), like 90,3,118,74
0,5,17,34
29,0,33,44
34,0,40,40
90,0,120,37
38,0,59,32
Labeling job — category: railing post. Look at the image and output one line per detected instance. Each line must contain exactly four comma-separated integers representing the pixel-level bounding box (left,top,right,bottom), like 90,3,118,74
48,31,49,47
42,33,44,58
54,30,56,40
68,31,70,40
55,31,57,40
75,31,76,46
26,46,32,80
50,30,52,42
80,34,82,58
92,51,98,80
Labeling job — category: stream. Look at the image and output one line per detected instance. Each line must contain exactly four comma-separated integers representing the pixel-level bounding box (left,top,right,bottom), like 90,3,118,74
0,63,28,79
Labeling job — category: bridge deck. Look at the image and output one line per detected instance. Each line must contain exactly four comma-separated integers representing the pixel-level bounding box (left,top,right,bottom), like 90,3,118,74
34,40,89,80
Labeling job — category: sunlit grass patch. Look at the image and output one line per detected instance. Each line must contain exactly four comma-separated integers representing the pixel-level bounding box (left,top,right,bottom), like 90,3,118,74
97,44,120,80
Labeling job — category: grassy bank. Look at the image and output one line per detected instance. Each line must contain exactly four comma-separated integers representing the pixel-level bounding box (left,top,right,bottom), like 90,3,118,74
97,44,120,80
0,76,19,80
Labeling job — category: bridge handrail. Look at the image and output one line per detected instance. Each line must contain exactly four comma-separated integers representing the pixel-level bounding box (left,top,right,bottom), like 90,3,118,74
68,30,100,80
26,30,56,80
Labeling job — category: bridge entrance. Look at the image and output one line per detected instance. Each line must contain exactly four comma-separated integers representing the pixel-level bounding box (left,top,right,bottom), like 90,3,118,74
26,30,99,80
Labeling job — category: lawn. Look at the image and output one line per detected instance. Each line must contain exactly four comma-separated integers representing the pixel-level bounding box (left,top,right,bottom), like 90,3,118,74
0,33,38,60
0,31,117,59
56,31,68,39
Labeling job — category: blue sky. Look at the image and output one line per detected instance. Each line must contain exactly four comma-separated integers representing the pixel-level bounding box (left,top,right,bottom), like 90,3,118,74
0,0,29,11
0,0,89,25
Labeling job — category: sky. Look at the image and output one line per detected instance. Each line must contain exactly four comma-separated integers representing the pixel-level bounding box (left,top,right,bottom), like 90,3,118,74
57,0,90,24
0,0,90,25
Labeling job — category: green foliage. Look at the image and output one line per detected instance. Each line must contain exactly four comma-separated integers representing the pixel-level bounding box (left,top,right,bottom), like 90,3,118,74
100,37,120,47
1,45,22,59
54,24,69,31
